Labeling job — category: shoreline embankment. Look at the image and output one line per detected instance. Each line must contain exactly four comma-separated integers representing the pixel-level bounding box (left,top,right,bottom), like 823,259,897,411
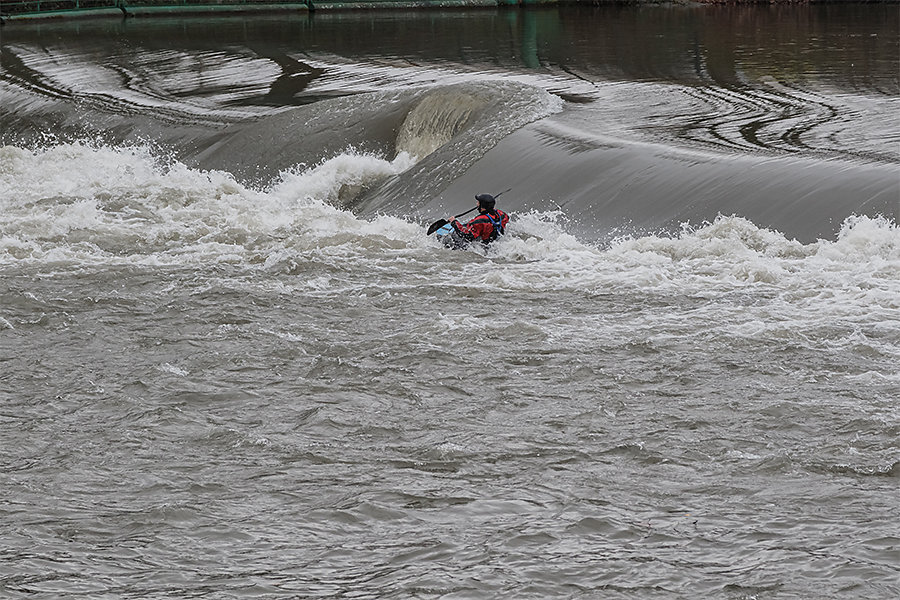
2,0,894,24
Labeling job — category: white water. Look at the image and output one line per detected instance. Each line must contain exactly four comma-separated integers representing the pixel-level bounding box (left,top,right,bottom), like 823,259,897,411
3,142,897,304
3,142,898,394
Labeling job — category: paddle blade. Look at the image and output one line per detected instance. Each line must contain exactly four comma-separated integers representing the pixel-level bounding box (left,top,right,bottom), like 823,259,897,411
426,219,448,236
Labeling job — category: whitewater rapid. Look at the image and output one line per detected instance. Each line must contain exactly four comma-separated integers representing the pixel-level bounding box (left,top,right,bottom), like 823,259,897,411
2,141,897,329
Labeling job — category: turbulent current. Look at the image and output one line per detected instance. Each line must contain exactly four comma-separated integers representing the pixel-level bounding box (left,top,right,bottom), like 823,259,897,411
1,5,898,599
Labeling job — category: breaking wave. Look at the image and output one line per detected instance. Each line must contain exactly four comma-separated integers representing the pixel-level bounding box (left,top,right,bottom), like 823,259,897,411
2,142,897,315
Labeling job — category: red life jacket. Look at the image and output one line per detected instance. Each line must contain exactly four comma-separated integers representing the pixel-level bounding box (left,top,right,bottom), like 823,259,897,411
452,210,509,243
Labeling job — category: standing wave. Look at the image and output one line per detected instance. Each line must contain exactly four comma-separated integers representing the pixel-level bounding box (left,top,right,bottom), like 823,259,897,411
2,141,897,322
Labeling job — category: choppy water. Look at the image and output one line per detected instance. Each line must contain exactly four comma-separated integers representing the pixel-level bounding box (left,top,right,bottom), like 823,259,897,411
1,5,899,599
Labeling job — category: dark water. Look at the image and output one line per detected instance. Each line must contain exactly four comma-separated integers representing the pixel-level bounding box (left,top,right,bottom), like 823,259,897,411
1,5,899,599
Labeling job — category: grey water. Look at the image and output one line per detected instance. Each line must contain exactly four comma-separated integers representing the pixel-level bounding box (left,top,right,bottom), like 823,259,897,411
1,5,899,599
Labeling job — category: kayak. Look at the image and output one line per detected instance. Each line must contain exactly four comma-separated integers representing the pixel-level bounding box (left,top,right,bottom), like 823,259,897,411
434,223,469,250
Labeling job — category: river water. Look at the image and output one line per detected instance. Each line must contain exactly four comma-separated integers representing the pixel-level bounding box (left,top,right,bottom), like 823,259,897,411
1,5,898,599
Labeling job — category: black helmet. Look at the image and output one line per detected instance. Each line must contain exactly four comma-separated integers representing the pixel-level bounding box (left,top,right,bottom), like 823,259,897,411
475,193,495,210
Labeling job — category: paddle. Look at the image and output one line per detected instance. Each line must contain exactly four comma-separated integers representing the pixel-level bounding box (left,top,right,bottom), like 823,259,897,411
426,207,477,236
426,188,512,236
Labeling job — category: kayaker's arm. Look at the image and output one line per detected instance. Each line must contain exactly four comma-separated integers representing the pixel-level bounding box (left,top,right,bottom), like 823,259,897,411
450,219,477,241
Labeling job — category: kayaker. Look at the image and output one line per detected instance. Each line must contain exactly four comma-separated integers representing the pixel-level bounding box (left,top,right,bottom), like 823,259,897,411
447,193,509,244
